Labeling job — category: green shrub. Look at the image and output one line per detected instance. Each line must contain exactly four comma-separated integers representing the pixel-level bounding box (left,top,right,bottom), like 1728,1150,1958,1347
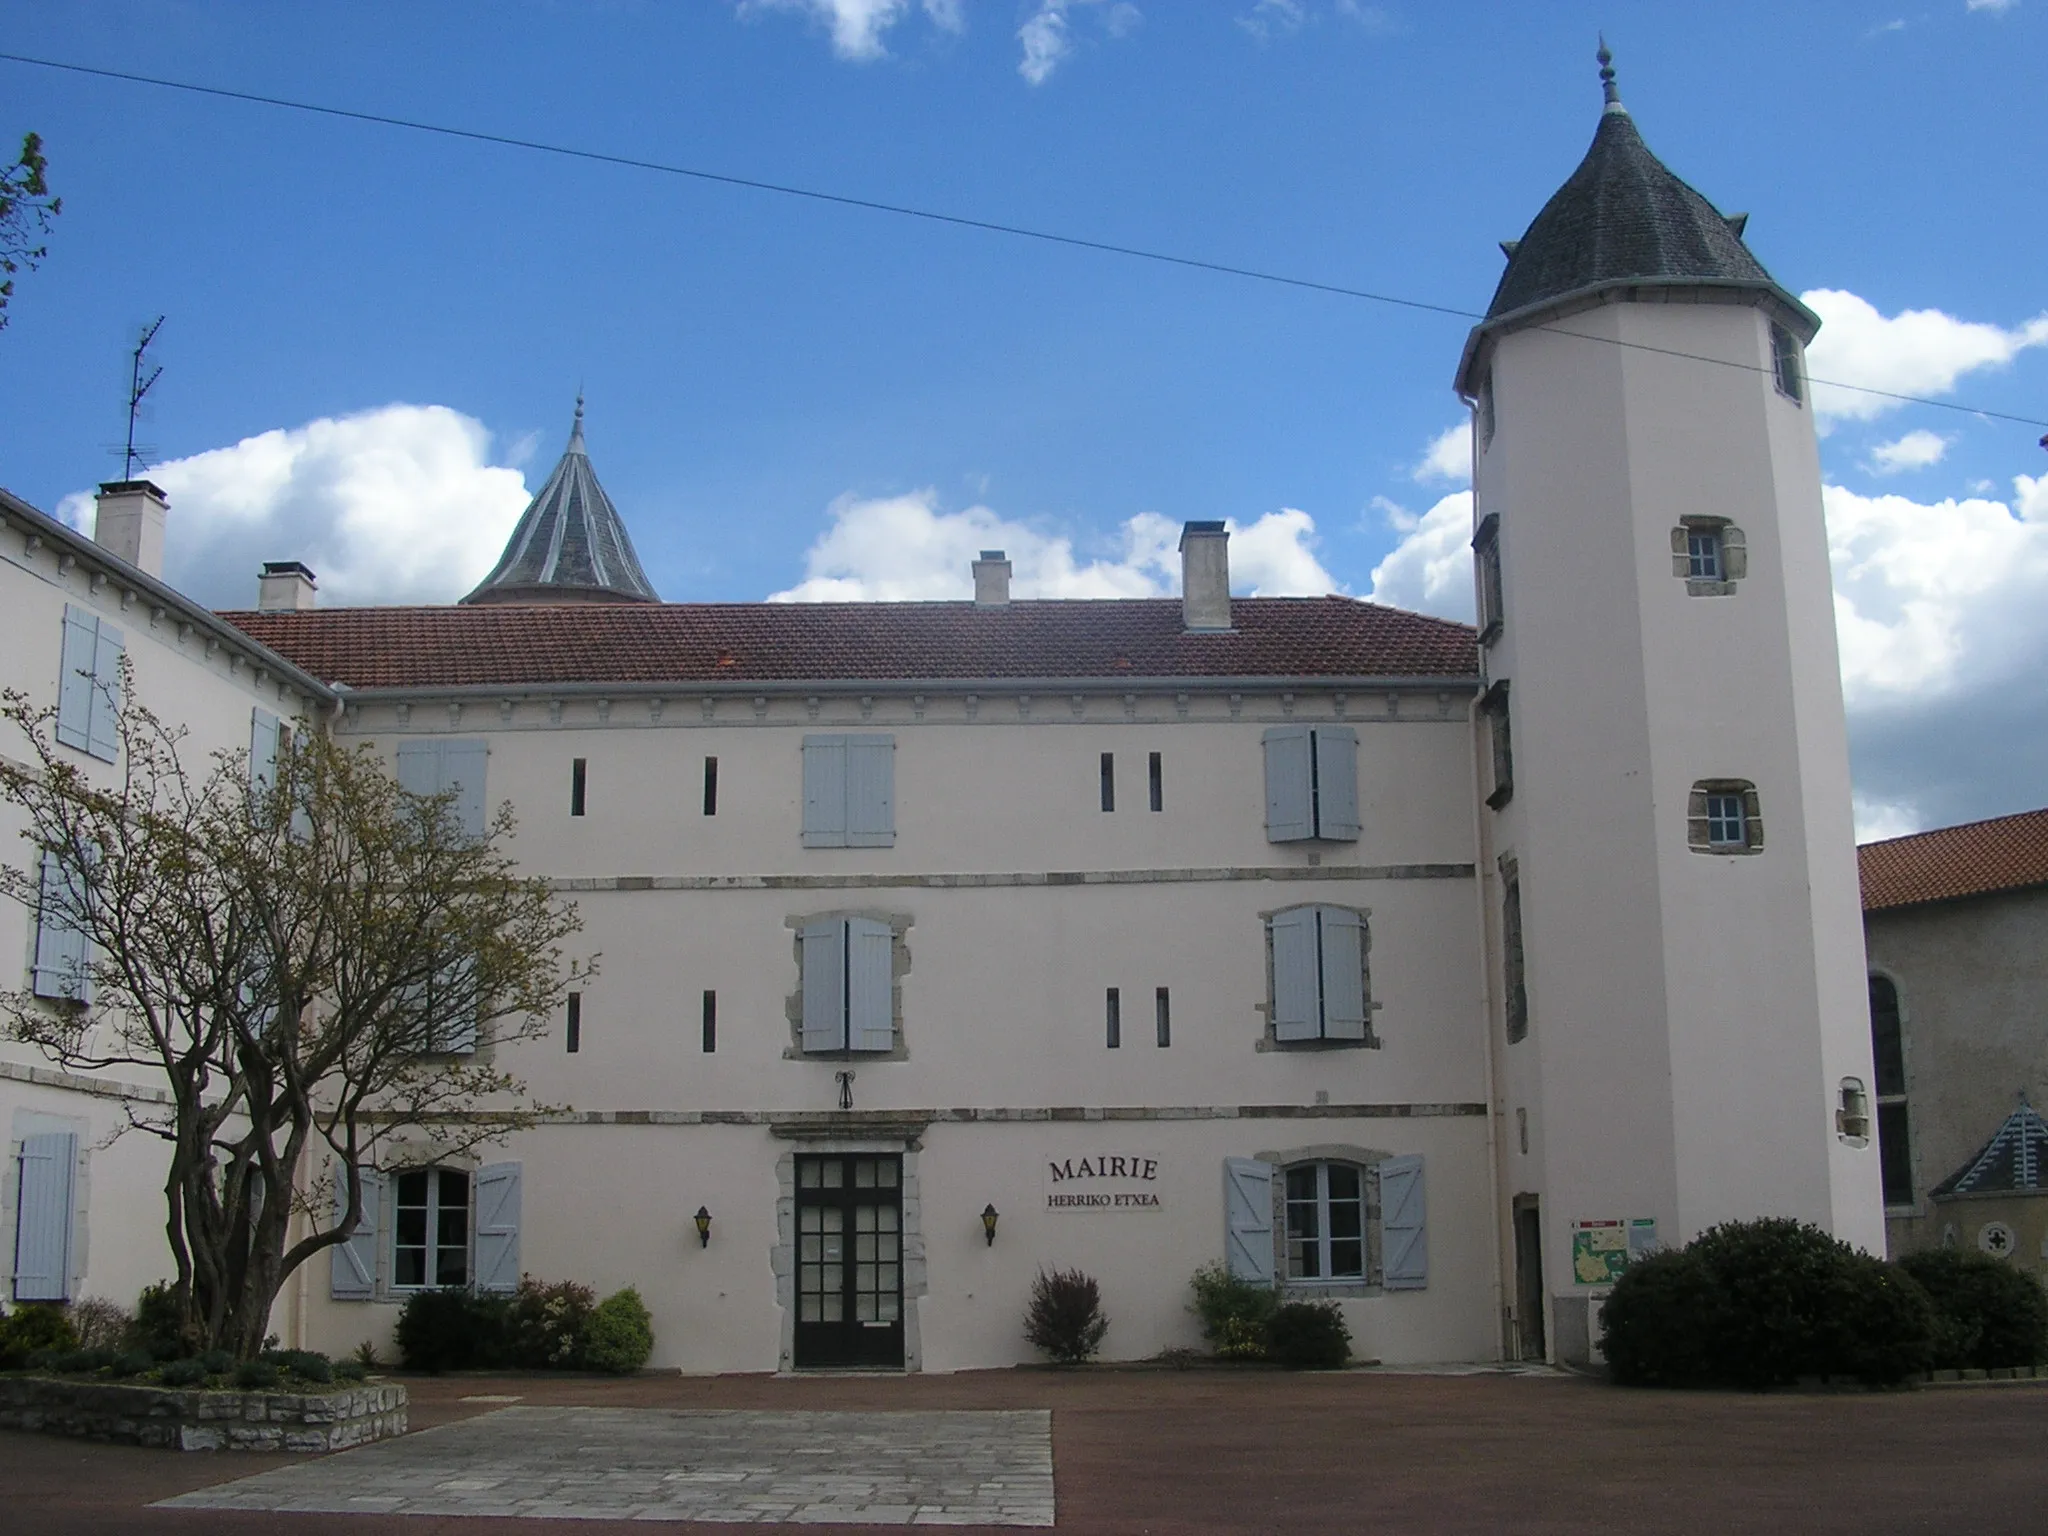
1023,1268,1109,1366
584,1287,656,1374
269,1349,333,1383
1600,1250,1734,1387
331,1358,369,1384
1188,1263,1278,1360
0,1303,78,1368
395,1288,510,1372
128,1282,187,1360
69,1297,132,1352
1899,1248,2048,1370
1266,1301,1351,1369
108,1349,156,1378
53,1348,114,1373
233,1359,280,1390
352,1339,381,1368
510,1278,597,1369
197,1349,234,1376
158,1358,207,1387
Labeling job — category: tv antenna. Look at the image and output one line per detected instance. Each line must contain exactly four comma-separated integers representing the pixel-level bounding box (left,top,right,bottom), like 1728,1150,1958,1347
120,316,165,480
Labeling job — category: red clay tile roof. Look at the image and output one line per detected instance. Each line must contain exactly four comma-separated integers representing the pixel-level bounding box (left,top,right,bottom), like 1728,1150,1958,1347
218,598,1479,691
1859,807,2048,913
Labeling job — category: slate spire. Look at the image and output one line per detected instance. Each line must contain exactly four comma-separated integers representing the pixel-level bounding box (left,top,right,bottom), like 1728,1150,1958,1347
462,397,659,606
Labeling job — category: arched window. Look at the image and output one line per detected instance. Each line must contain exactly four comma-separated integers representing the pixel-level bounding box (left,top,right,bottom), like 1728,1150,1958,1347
1868,975,1912,1207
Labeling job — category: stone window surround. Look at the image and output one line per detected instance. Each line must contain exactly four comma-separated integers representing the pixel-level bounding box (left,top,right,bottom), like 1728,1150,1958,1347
1686,780,1764,855
1253,902,1382,1052
1472,514,1504,647
1251,1142,1397,1297
783,909,914,1062
1481,681,1513,810
359,1142,484,1302
1499,852,1528,1044
1670,516,1748,597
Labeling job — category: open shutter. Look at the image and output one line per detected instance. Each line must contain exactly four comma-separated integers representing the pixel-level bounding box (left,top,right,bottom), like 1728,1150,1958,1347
1269,907,1322,1042
1223,1157,1275,1285
56,607,97,753
1263,727,1314,843
329,1167,381,1300
12,1131,77,1301
250,708,281,796
1380,1154,1427,1290
395,739,440,796
802,736,849,847
440,740,489,841
1318,907,1368,1041
31,853,90,1003
1312,727,1361,841
86,621,125,762
846,917,895,1052
473,1162,521,1294
845,735,897,848
800,919,847,1052
438,959,478,1055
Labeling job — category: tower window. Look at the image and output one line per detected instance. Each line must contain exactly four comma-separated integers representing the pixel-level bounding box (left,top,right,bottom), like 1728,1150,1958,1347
1869,975,1912,1207
1771,323,1805,404
570,758,587,817
1482,682,1513,810
1500,856,1528,1044
1473,514,1504,645
1477,370,1497,448
1687,529,1722,581
1687,780,1764,854
1671,519,1746,595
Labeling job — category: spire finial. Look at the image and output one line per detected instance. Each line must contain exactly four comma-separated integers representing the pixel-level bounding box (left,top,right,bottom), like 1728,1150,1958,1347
568,390,586,451
1597,35,1624,112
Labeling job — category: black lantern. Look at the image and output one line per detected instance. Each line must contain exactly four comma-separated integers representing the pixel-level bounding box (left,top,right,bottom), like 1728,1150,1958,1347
694,1205,712,1248
981,1203,999,1246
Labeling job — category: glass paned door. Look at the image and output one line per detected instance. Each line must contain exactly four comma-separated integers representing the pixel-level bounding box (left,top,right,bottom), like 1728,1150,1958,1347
793,1154,904,1367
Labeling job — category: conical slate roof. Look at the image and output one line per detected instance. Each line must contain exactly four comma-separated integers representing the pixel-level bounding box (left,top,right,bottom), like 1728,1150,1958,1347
462,399,659,606
1930,1100,2048,1199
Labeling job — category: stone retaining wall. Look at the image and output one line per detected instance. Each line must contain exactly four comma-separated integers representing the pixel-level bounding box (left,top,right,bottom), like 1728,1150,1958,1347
0,1375,407,1450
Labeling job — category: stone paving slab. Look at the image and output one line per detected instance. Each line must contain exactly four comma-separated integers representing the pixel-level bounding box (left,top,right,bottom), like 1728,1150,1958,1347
155,1405,1055,1526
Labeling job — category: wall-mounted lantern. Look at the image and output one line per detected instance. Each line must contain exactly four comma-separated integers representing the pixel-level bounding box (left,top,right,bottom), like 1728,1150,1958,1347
981,1203,1000,1247
694,1205,713,1248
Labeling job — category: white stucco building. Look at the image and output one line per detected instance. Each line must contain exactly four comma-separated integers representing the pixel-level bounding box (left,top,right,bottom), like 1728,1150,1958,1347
3,55,1883,1370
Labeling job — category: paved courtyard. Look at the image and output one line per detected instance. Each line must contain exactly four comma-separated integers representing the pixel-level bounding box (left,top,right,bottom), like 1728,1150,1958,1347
157,1406,1054,1525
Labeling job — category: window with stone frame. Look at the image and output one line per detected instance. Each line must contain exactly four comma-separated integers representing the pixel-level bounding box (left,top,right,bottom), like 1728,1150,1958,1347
1477,369,1497,448
1670,518,1747,596
1687,780,1764,854
391,1167,471,1289
1285,1161,1368,1280
1473,514,1504,645
1771,323,1805,405
1868,974,1913,1207
1265,904,1377,1047
1500,856,1528,1043
1482,681,1513,809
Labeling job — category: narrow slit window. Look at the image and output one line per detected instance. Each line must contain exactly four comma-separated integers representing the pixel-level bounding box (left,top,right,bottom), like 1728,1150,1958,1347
703,756,718,816
565,992,582,1053
570,758,587,817
702,989,717,1054
1155,987,1171,1048
1148,752,1163,812
1100,752,1115,813
1105,987,1121,1049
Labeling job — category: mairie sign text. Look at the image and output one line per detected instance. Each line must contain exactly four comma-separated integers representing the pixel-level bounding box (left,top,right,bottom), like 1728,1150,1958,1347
1044,1153,1163,1211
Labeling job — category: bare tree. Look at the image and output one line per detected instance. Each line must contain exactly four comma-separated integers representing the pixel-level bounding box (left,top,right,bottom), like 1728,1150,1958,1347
0,670,586,1356
0,132,61,331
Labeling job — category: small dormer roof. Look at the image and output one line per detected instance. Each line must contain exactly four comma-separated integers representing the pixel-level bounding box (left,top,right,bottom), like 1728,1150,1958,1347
1929,1100,2048,1199
461,397,659,606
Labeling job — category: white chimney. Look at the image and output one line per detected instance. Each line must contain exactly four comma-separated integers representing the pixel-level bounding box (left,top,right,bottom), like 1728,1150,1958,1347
1179,521,1231,632
93,480,169,579
972,549,1012,607
257,560,319,612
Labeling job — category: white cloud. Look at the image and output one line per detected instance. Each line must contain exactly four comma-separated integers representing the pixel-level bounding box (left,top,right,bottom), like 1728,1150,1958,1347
1414,420,1472,487
1867,429,1949,474
1017,1,1139,84
1238,0,1308,41
1365,491,1473,620
768,489,1338,601
1852,795,1922,842
739,0,961,62
1799,289,2048,423
1966,0,2018,15
58,405,531,610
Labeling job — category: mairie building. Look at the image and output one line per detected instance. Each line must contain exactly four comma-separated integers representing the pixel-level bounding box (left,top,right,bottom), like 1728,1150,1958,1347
1,58,1885,1371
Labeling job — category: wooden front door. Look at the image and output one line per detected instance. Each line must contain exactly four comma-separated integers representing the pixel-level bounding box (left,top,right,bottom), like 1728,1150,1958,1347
793,1154,904,1369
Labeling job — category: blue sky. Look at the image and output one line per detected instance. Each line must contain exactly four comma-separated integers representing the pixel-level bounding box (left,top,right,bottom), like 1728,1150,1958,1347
1,1,2045,835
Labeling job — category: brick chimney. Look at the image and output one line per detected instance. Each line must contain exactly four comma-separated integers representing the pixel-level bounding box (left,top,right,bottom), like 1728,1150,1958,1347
972,549,1012,606
93,480,169,579
257,560,319,611
1179,521,1231,632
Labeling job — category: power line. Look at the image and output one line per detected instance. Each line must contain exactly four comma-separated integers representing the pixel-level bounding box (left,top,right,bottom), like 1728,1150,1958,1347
4,48,2044,433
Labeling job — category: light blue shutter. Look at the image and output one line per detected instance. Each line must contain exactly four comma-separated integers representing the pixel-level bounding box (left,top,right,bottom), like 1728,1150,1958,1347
1318,907,1368,1041
438,959,478,1055
1380,1154,1427,1290
250,708,281,796
1269,907,1321,1042
56,607,97,753
329,1167,380,1300
802,736,849,847
86,620,125,762
1312,727,1361,841
473,1162,521,1294
13,1131,77,1301
31,852,90,1003
395,739,440,796
846,917,895,1052
801,919,847,1052
845,735,896,848
1263,727,1313,842
440,740,489,841
1223,1157,1275,1285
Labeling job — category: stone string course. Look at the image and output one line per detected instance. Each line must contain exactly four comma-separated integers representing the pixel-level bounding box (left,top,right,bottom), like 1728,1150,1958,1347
0,1375,407,1451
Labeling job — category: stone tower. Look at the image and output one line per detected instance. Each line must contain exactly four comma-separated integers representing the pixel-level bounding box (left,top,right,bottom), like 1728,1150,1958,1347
1458,46,1885,1364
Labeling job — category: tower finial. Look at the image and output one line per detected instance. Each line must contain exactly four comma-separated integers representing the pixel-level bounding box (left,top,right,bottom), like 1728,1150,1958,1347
1597,35,1624,112
569,390,586,451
